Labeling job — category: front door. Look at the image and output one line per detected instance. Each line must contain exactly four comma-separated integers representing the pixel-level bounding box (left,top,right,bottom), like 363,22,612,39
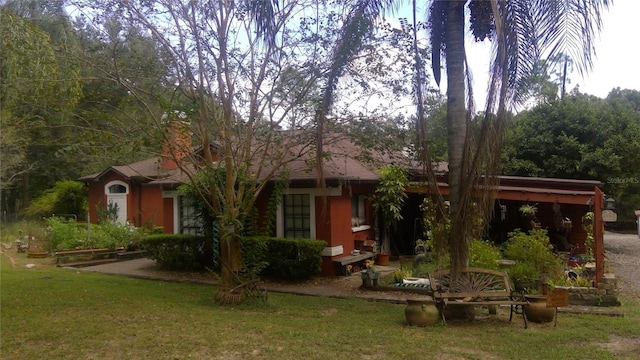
105,181,129,224
107,195,127,224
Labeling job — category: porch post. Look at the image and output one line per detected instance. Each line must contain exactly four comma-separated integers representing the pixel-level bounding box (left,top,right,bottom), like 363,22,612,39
594,187,604,285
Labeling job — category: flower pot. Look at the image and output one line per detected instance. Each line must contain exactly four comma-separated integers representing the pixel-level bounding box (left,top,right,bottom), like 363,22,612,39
405,298,440,327
376,252,390,266
27,251,48,259
524,295,556,323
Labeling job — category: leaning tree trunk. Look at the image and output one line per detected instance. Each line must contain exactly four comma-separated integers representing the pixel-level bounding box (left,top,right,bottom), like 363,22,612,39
444,1,470,274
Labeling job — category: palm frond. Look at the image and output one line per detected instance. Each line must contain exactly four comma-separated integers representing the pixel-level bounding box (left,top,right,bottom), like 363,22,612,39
243,0,280,48
521,0,610,79
314,0,398,188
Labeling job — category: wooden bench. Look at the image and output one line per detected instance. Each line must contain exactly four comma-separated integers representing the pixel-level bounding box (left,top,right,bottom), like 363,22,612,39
428,267,529,328
333,251,376,275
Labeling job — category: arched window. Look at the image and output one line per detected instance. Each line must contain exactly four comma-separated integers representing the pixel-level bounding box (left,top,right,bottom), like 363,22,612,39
104,180,129,195
108,184,127,194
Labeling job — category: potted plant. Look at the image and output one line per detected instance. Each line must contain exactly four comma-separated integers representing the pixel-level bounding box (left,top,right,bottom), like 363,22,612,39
503,229,564,293
519,203,541,229
371,165,408,265
508,262,538,292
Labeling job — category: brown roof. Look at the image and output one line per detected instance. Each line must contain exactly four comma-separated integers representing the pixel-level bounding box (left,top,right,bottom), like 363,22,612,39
79,132,407,185
78,157,186,184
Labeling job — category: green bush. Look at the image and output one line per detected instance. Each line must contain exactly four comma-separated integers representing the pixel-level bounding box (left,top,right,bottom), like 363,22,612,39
240,236,270,280
46,217,146,251
469,239,502,270
392,268,412,283
140,234,212,270
24,181,87,220
261,237,326,280
503,229,564,291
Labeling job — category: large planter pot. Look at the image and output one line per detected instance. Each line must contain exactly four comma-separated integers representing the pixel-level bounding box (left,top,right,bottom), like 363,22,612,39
524,295,556,323
376,252,390,266
405,298,439,327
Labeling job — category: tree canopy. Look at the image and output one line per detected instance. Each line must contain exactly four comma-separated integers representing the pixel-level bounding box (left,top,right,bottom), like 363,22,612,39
502,88,640,222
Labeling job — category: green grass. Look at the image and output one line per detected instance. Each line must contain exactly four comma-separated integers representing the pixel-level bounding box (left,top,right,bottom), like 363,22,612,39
2,253,640,360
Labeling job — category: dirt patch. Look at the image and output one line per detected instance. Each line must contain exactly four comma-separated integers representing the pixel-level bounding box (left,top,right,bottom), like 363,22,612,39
598,335,640,358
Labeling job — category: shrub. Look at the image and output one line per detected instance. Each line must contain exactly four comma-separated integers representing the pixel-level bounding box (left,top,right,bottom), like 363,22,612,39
46,217,86,251
141,234,212,270
392,268,412,283
240,236,270,280
24,181,87,220
260,237,326,280
503,229,564,291
469,239,502,270
46,217,146,251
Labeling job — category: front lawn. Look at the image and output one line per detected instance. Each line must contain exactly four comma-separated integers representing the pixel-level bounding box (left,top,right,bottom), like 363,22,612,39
2,252,639,360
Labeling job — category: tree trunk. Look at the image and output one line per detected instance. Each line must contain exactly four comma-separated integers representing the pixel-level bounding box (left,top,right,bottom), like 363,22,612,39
220,226,242,288
444,1,469,272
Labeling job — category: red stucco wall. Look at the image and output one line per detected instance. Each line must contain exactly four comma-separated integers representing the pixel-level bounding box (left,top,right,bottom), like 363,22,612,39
84,172,170,232
319,185,376,276
137,186,164,228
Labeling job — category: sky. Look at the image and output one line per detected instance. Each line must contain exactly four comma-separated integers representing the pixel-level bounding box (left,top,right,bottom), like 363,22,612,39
464,1,638,108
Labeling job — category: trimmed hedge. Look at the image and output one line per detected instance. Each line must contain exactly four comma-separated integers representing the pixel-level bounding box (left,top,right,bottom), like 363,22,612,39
141,234,213,270
141,234,325,280
254,236,326,280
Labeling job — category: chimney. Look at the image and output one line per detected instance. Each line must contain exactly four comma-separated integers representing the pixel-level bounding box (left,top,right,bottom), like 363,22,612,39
162,118,192,170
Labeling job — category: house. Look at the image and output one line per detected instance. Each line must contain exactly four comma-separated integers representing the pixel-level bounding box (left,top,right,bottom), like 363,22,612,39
80,128,605,280
79,128,407,276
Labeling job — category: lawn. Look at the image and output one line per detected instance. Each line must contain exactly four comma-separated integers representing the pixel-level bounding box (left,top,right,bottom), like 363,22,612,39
2,252,640,360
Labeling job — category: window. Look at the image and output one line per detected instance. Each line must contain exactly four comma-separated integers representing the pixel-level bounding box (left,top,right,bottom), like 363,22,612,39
179,196,203,235
351,194,366,226
283,194,311,238
108,184,127,194
104,181,129,224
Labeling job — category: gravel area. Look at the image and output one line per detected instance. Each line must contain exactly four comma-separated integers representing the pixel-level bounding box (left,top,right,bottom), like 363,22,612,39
604,231,640,297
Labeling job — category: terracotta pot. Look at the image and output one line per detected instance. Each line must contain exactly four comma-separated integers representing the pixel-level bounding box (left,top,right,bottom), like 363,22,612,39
27,251,48,259
405,298,440,327
376,252,390,266
524,295,556,323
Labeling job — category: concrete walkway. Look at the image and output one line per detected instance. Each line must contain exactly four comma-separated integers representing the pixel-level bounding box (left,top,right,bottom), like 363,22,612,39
75,231,637,315
76,257,409,303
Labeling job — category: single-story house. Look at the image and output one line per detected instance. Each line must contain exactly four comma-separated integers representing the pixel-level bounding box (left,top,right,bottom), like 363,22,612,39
79,129,605,280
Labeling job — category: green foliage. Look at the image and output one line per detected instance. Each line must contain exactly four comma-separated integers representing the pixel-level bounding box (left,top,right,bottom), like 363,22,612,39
240,237,270,281
582,211,595,258
411,262,437,279
140,234,212,271
260,237,326,280
502,90,640,222
503,229,564,291
23,181,87,220
508,262,540,291
372,165,409,225
547,274,592,288
45,216,144,251
262,176,287,236
392,268,412,283
469,239,502,270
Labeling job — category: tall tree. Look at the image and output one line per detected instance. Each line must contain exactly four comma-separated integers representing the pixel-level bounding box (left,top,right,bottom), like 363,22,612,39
503,89,640,223
318,0,610,273
0,1,82,216
71,0,335,289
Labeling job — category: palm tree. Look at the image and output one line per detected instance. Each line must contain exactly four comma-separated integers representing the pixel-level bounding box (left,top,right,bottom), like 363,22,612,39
317,0,610,273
